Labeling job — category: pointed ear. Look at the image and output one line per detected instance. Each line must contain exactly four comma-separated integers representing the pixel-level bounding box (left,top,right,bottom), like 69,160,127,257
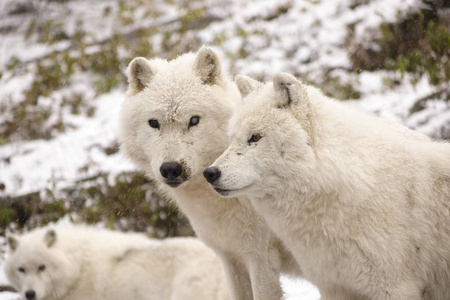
6,235,19,252
235,75,262,97
127,57,154,94
44,229,56,248
194,47,222,85
273,72,306,107
273,72,315,146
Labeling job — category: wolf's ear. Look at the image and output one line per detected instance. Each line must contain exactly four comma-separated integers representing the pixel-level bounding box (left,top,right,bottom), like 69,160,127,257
273,72,315,145
273,72,307,107
127,57,154,94
44,229,57,248
235,75,262,97
6,235,19,252
194,47,222,85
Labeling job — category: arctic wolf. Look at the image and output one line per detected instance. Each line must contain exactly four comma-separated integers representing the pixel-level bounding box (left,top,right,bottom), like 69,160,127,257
5,225,229,300
206,72,450,300
119,48,301,300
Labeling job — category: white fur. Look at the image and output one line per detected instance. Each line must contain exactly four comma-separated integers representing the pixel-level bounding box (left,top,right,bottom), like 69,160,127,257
119,48,302,300
210,72,450,300
5,225,229,300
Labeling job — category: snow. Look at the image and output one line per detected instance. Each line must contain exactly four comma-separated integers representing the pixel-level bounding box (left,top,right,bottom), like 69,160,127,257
0,293,17,300
282,277,321,300
407,99,450,137
0,236,17,300
357,74,437,122
0,90,135,197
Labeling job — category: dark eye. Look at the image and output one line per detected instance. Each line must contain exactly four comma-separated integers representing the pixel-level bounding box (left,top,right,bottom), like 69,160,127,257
189,116,200,128
148,119,160,129
248,134,262,144
18,267,25,273
38,265,46,272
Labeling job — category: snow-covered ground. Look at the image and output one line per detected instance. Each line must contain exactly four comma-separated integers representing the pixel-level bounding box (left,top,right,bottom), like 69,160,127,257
0,0,448,298
0,273,321,300
0,292,17,300
0,90,135,196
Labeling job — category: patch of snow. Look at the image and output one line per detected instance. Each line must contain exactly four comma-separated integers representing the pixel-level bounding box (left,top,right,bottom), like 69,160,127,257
282,277,321,300
0,292,17,300
0,90,135,197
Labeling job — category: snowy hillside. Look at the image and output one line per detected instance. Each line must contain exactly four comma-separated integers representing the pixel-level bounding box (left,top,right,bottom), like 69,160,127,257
0,0,448,298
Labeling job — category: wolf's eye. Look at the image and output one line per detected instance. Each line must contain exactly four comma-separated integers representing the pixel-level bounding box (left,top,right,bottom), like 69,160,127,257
18,267,25,273
248,134,262,144
148,119,160,129
38,265,46,272
189,116,200,128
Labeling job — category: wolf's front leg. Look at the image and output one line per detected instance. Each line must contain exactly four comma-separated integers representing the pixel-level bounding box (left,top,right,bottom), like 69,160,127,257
248,255,283,300
221,255,253,300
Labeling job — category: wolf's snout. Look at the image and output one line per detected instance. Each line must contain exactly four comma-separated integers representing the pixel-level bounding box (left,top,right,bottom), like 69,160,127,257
203,167,221,183
160,162,183,180
25,290,36,300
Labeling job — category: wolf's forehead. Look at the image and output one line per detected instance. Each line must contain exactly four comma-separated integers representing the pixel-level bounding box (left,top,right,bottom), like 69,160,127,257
152,76,199,101
144,81,212,121
229,101,273,137
12,251,41,265
229,112,256,136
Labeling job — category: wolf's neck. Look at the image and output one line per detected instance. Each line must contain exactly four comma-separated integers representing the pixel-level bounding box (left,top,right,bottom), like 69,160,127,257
251,190,343,248
171,179,240,217
166,178,255,246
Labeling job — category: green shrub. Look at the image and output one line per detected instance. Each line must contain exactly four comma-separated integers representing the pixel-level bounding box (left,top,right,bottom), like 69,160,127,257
349,9,450,85
0,172,193,238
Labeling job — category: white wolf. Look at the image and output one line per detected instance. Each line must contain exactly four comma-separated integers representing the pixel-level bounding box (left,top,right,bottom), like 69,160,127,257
119,48,301,300
206,72,450,300
5,225,229,300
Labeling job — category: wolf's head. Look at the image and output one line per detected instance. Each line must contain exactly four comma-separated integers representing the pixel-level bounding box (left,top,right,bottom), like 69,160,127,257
120,47,239,189
5,229,81,300
204,73,317,198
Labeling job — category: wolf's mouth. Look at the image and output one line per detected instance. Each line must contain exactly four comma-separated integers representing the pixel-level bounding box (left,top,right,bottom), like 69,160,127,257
213,187,232,193
165,181,184,188
211,184,253,197
213,187,232,197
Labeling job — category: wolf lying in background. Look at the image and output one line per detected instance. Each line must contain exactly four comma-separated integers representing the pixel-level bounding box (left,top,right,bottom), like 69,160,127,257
5,225,229,300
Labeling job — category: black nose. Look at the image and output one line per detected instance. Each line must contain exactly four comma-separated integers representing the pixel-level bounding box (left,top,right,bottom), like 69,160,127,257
160,162,183,180
25,290,36,300
203,167,221,183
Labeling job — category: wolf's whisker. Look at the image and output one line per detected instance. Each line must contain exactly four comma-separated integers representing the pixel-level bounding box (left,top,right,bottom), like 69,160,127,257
45,270,59,300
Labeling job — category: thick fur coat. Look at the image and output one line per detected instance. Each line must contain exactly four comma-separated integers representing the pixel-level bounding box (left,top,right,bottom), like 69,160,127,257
209,73,450,300
119,48,301,300
5,226,229,300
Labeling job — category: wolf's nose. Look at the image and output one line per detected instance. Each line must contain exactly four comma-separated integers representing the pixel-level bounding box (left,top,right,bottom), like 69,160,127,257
25,290,36,300
160,162,183,179
203,167,221,183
